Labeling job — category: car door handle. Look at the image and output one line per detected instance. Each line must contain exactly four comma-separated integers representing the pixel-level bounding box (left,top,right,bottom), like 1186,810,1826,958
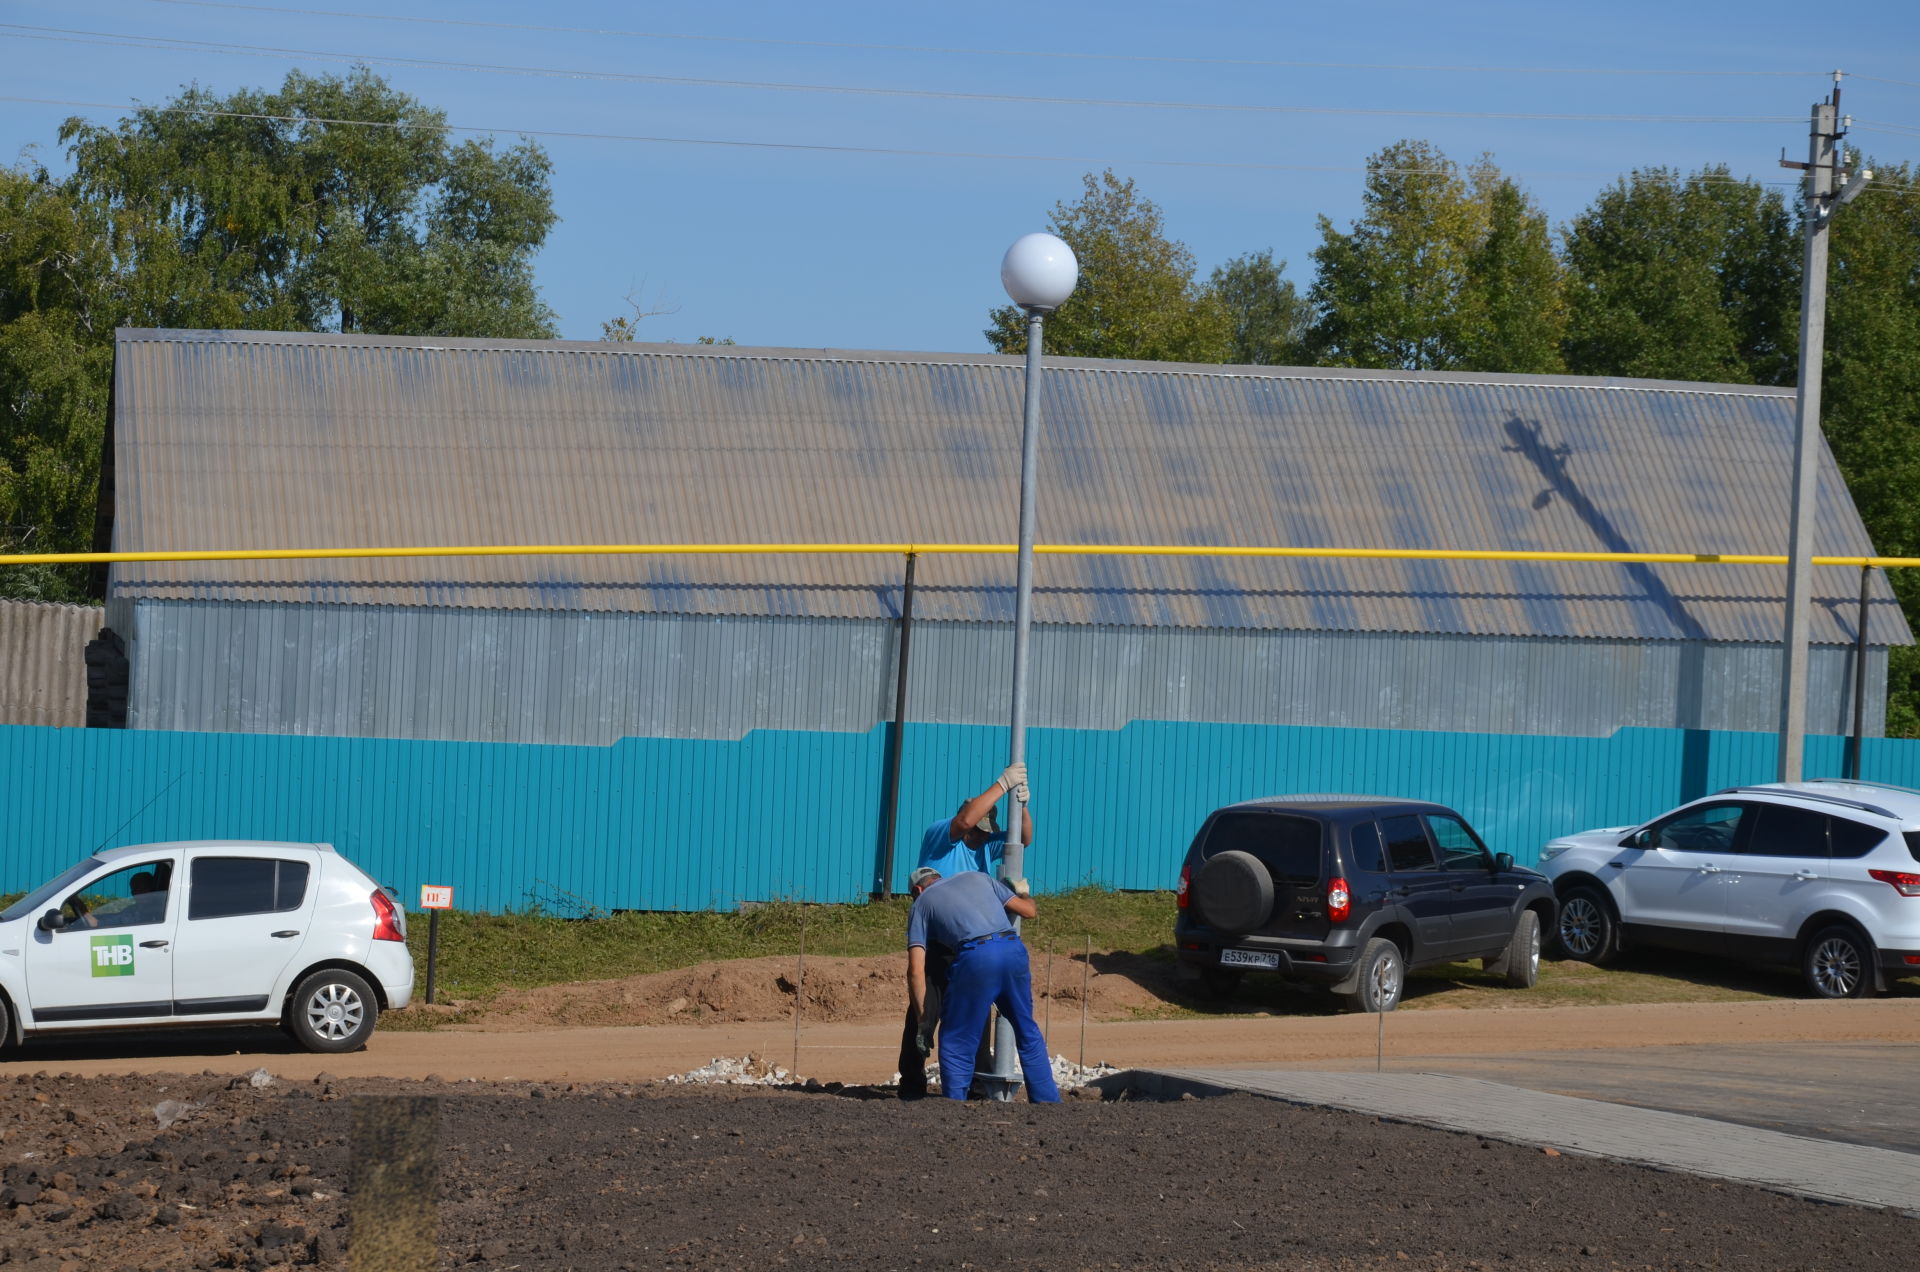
1697,864,1720,874
271,930,300,939
139,940,169,949
1794,870,1818,880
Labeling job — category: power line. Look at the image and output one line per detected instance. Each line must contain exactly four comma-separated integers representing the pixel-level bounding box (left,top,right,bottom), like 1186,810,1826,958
2,95,1821,190
0,25,1803,126
135,0,1829,81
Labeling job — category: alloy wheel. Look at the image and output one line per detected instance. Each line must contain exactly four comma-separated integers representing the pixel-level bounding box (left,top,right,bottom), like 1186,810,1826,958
304,982,366,1042
1809,934,1863,998
1559,898,1602,959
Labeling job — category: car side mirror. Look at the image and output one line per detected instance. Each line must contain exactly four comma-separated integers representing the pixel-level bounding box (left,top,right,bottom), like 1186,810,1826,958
1493,852,1514,872
38,909,64,932
1622,829,1650,849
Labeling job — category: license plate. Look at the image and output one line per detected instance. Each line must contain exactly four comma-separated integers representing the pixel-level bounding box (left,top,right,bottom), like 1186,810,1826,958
1219,948,1279,969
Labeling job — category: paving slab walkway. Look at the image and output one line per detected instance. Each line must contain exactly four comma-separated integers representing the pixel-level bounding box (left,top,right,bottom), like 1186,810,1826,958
1121,1067,1920,1217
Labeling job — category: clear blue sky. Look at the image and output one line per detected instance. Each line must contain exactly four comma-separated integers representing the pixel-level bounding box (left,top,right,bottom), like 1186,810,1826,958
5,0,1917,353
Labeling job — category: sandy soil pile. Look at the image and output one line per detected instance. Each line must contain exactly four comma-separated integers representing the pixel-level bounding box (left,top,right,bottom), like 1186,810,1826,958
447,950,1181,1031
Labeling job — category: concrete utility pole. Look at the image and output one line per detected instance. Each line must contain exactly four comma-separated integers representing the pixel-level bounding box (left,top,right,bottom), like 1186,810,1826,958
1777,73,1871,783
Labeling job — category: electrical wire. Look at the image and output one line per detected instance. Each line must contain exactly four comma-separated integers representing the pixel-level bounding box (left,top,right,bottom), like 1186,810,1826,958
2,95,1820,189
0,25,1803,126
133,0,1831,80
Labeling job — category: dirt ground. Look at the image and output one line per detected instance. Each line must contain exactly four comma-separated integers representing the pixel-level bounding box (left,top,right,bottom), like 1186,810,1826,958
2,955,1917,1269
0,1068,1914,1272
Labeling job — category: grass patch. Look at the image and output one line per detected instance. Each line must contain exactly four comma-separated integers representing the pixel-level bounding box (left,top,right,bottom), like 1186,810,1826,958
401,886,1177,1008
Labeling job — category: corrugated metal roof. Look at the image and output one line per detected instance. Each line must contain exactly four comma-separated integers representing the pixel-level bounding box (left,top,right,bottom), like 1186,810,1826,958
0,600,96,727
107,328,1909,646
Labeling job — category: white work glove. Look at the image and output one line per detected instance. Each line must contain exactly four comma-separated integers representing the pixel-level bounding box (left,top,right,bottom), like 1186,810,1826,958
1008,877,1031,898
1010,781,1030,806
996,762,1027,796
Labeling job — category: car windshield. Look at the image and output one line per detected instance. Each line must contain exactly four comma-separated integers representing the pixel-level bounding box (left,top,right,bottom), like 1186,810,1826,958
0,858,104,924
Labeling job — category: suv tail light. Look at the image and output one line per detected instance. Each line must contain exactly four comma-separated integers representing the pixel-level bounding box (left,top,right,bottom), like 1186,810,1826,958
1176,864,1191,910
1869,868,1920,898
371,888,406,941
1326,876,1351,923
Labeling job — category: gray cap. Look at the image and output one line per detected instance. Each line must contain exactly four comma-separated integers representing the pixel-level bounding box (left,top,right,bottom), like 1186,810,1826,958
908,866,941,891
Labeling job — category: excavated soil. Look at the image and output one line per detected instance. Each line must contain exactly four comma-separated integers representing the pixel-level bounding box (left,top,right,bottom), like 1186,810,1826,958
0,1069,1913,1271
452,951,1176,1031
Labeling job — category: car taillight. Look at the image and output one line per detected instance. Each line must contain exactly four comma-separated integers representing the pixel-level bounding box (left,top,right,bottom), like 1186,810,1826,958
1177,864,1191,910
371,888,406,941
1869,869,1920,898
1326,876,1351,923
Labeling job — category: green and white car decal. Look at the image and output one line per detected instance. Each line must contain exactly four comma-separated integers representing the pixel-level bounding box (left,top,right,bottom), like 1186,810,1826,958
90,934,135,977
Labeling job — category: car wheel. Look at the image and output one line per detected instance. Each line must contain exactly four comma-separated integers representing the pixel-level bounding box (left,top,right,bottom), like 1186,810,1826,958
1803,925,1874,1000
1341,939,1403,1014
0,994,10,1053
1555,885,1617,963
1500,910,1541,989
1197,967,1244,1000
288,969,380,1053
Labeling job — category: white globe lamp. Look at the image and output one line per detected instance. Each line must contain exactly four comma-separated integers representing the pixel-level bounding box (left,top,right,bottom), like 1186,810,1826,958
1000,233,1079,313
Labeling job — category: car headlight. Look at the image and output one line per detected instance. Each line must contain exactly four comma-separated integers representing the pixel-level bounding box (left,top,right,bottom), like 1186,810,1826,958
1538,842,1570,863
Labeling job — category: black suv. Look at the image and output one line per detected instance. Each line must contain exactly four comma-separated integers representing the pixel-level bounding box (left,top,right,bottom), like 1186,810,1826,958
1174,795,1557,1012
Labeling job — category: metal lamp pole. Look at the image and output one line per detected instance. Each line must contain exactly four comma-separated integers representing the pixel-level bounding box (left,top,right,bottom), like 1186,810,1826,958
985,233,1077,1102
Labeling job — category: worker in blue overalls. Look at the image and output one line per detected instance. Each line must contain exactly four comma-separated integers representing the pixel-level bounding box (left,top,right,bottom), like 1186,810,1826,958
897,764,1033,1098
905,864,1060,1104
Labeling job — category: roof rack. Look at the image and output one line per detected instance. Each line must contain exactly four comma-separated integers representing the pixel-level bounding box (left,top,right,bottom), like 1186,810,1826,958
1807,777,1920,799
1716,785,1895,819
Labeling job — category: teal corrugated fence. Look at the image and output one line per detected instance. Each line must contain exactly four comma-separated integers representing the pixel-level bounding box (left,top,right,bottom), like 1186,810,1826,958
0,722,1898,913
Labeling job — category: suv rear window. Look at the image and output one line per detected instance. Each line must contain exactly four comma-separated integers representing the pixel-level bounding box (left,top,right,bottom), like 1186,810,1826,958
1745,804,1830,857
1203,812,1322,884
188,857,310,921
1831,818,1887,859
1380,815,1438,872
1906,831,1920,865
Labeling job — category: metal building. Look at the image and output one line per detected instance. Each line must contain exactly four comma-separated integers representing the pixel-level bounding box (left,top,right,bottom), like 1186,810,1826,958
101,328,1910,745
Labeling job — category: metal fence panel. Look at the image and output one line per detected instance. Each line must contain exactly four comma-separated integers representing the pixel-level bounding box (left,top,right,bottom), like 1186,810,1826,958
0,719,1903,914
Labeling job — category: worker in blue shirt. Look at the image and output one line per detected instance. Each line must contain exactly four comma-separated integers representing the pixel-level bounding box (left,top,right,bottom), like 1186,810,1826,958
905,865,1059,1104
917,763,1033,881
898,763,1033,1098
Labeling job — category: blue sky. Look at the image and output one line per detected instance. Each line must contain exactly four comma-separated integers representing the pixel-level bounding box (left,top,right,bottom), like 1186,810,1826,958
5,0,1917,353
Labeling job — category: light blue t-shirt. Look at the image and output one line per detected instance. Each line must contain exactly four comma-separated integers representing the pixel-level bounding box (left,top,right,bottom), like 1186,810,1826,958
906,871,1017,952
917,817,1008,878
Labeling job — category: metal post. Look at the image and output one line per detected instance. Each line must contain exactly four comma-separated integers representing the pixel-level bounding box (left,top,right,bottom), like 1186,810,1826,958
424,909,440,1005
986,307,1046,1103
1778,84,1844,783
874,552,918,898
1850,565,1871,780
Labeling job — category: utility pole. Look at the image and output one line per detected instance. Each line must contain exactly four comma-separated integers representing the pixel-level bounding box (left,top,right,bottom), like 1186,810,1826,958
1777,72,1872,783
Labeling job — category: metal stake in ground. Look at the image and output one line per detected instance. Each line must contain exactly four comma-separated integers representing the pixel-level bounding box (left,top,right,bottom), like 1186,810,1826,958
793,912,806,1076
350,1095,439,1272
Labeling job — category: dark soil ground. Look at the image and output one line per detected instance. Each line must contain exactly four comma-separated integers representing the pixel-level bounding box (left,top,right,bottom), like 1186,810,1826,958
0,1070,1912,1271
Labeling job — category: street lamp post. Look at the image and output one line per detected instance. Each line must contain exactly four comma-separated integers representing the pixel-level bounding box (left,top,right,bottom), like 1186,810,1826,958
983,232,1077,1102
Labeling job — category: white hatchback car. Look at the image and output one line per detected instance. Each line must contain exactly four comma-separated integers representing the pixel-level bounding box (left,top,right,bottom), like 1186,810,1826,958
0,841,413,1052
1540,780,1920,998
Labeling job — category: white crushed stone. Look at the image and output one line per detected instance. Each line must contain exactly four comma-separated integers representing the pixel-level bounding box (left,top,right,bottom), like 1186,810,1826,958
248,1067,275,1089
660,1052,1120,1091
904,1054,1120,1091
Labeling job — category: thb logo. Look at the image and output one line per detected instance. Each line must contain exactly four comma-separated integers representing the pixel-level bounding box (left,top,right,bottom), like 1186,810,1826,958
90,934,135,977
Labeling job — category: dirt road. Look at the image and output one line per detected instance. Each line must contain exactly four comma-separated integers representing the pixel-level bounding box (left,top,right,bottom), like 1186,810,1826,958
8,998,1918,1084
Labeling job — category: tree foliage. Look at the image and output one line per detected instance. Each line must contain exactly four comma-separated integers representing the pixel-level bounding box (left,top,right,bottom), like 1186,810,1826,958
59,68,558,338
1561,167,1798,384
0,69,562,600
986,170,1231,363
1209,250,1311,366
1307,140,1564,373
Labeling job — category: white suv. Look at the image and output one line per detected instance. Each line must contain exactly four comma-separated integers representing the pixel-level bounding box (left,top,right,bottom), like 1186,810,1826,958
1540,781,1920,998
0,841,414,1052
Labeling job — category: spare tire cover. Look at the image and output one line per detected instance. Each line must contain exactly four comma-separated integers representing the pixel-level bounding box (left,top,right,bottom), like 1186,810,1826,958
1192,850,1275,937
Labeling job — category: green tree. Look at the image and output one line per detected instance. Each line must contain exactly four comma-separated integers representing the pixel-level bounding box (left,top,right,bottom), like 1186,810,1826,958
59,67,558,338
1561,166,1797,384
1209,250,1311,365
0,163,115,601
986,170,1231,363
0,70,564,601
1817,162,1920,733
1307,140,1564,373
